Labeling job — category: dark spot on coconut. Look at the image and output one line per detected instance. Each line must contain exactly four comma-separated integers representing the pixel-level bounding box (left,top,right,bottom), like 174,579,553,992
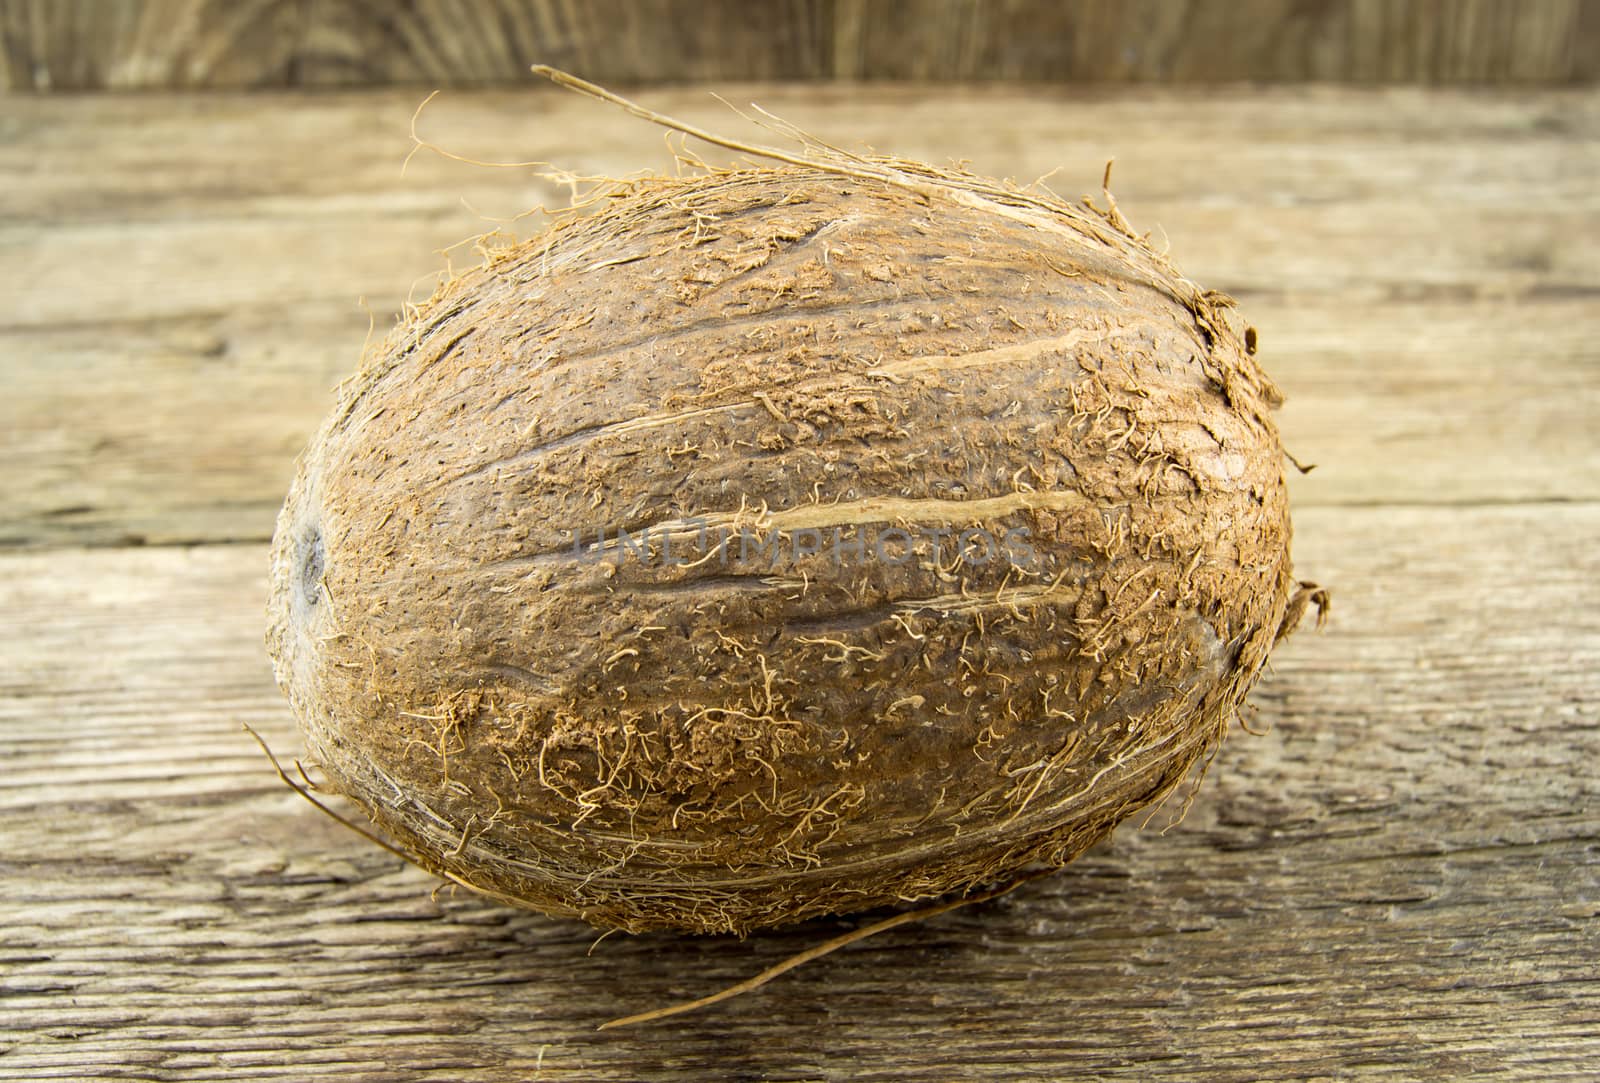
1244,326,1258,354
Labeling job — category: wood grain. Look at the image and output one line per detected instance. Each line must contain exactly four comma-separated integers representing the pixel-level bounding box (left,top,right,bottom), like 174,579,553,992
830,0,1597,84
3,84,1597,548
302,0,830,88
1,504,1595,1079
3,0,1598,92
0,0,308,91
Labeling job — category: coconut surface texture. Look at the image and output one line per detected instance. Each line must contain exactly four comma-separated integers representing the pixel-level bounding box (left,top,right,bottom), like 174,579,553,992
267,153,1310,936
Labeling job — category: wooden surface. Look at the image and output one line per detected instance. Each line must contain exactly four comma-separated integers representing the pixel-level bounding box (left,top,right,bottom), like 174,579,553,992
2,82,1598,1079
3,0,1599,92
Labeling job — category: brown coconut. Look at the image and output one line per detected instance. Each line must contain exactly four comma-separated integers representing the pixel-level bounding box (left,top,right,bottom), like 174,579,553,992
266,136,1315,936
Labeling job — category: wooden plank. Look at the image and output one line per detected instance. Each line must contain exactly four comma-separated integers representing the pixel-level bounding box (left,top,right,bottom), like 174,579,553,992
2,85,1597,548
0,0,829,92
831,0,1597,85
0,0,308,92
8,83,1596,228
1582,0,1600,81
4,0,1598,91
301,0,830,87
1,302,352,548
1,502,1595,1079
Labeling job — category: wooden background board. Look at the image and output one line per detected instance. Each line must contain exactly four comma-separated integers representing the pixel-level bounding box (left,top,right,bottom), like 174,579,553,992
2,80,1598,1079
3,0,1599,92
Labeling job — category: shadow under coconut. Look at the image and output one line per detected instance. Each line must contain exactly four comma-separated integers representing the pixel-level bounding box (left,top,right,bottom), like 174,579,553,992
274,769,1373,1079
552,840,1151,1029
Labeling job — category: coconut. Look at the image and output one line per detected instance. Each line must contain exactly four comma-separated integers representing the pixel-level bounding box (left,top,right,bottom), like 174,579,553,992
266,104,1316,936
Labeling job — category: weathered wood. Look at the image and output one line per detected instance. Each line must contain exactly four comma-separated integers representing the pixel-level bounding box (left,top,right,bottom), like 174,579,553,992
0,0,308,91
831,0,1598,84
3,0,1598,92
302,0,831,88
0,0,831,91
1,504,1595,1079
3,85,1597,548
